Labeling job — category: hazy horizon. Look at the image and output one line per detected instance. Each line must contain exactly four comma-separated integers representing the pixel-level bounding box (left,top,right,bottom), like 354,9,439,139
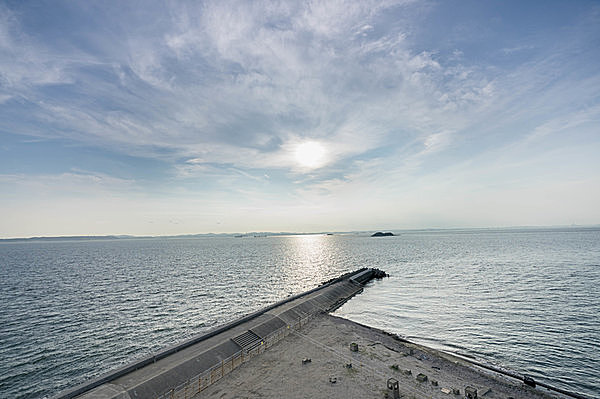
2,223,600,240
2,1,599,237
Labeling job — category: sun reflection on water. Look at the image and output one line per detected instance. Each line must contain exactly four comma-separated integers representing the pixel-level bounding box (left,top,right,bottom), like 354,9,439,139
282,234,337,290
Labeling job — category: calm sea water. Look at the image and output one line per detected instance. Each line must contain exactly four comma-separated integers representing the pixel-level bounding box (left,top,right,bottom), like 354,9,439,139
0,228,598,398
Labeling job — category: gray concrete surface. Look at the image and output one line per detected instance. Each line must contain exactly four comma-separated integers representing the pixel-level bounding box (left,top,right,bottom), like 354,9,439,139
54,268,376,399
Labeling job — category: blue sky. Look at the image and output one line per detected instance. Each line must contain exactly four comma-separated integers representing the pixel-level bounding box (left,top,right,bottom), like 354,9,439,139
1,0,599,237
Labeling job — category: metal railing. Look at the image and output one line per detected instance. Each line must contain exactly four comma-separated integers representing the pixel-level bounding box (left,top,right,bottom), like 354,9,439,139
155,314,314,399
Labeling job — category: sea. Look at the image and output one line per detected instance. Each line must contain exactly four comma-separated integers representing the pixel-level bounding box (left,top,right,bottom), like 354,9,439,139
0,228,598,398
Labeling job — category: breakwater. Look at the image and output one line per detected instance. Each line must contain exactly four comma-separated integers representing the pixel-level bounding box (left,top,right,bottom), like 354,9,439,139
52,268,387,399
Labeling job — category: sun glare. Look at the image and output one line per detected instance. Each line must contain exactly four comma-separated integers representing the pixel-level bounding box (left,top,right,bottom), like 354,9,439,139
295,141,326,169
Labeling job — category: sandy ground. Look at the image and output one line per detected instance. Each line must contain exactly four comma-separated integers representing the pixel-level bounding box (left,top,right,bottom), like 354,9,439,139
196,314,568,399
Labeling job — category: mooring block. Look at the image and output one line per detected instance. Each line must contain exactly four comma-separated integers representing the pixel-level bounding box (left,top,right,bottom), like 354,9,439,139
387,378,400,399
465,386,478,399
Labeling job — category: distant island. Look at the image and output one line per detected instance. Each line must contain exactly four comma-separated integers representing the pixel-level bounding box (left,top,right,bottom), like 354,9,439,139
371,232,395,237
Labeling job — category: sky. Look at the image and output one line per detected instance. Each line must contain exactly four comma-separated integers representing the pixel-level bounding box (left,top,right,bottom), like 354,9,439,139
1,0,599,238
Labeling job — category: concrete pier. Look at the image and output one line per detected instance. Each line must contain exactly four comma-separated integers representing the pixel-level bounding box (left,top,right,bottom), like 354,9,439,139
53,267,585,399
53,268,385,399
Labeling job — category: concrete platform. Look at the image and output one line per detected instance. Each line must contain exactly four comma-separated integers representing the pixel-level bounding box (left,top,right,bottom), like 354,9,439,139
55,269,379,399
197,314,573,399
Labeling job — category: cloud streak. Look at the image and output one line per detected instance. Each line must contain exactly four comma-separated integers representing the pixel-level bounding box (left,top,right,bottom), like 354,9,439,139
1,1,494,165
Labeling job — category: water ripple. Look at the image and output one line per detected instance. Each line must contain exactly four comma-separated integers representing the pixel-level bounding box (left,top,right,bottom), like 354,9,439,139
0,230,599,398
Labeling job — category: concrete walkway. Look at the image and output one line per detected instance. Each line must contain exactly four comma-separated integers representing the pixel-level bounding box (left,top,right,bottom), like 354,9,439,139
57,269,375,399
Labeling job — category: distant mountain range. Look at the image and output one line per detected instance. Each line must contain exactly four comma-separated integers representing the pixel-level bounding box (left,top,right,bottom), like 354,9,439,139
0,235,133,242
1,225,599,242
0,232,328,242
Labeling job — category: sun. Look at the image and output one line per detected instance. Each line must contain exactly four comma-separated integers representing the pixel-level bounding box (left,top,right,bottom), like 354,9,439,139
295,141,327,169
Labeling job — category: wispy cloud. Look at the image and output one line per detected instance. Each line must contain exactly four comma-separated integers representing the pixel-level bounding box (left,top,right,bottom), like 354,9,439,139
0,171,137,197
1,1,493,168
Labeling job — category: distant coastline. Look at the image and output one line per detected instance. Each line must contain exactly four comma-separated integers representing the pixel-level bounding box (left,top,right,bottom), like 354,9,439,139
0,235,132,242
2,225,599,242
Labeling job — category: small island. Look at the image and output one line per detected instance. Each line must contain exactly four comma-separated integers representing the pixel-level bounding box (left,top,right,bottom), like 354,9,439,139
371,231,395,237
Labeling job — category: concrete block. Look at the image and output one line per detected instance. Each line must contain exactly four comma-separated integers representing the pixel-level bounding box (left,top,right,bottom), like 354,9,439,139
387,378,400,399
465,386,477,399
